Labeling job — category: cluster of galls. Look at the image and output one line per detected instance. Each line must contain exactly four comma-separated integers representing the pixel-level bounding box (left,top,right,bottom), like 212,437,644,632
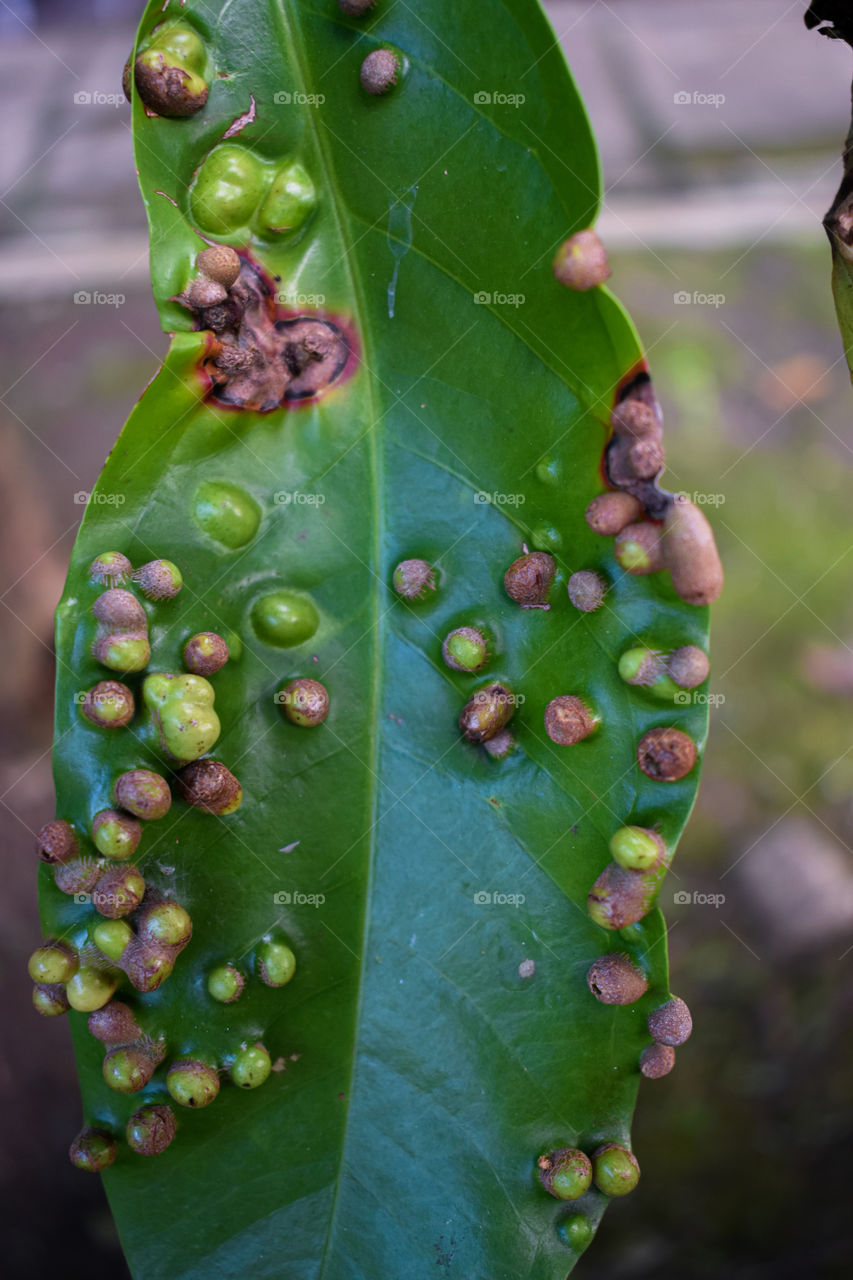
550,225,723,607
178,248,350,413
586,389,723,607
65,930,297,1171
535,1139,640,1250
28,887,192,1020
31,550,302,1169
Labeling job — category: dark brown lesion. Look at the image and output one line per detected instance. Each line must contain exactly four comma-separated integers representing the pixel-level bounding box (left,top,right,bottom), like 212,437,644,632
178,260,350,412
605,369,670,518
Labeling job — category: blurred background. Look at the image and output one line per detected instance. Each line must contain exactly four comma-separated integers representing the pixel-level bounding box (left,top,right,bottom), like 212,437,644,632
2,1,852,1276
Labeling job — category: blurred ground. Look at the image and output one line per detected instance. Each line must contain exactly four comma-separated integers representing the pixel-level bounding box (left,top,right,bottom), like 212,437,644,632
1,2,852,1278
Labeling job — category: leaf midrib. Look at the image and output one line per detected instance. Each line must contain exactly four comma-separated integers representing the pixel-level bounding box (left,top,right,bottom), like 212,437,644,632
270,3,383,1275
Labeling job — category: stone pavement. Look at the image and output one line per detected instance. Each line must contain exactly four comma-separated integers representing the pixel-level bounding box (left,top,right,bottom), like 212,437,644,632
0,0,850,298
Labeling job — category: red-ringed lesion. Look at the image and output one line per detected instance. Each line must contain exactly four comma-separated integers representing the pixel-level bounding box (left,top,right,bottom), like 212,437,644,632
176,250,352,412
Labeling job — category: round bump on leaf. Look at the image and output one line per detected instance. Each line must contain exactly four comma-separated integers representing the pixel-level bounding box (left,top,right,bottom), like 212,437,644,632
648,996,693,1046
637,727,697,782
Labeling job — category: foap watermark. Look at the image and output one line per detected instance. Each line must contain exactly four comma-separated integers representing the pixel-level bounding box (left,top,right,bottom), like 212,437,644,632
74,491,126,507
673,90,725,108
273,90,326,106
674,489,726,508
73,892,92,905
673,889,725,908
273,890,326,907
473,890,526,907
73,89,126,108
73,290,125,307
474,490,525,507
674,690,725,708
275,291,326,308
274,490,326,506
473,290,525,307
473,90,525,107
674,290,725,308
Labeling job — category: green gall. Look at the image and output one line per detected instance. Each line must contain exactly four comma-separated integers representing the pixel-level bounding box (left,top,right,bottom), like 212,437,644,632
92,918,134,962
257,939,296,988
648,996,693,1046
503,551,554,608
392,558,436,600
69,1127,116,1173
147,23,206,74
89,551,132,587
121,940,175,994
114,768,172,821
258,160,317,237
537,1148,593,1201
81,680,135,729
93,864,146,919
591,1143,640,1197
28,940,78,985
667,644,710,690
32,983,70,1017
143,672,220,762
231,1043,272,1089
567,570,606,613
360,48,400,95
530,523,562,552
207,964,245,1003
176,759,242,815
66,967,118,1013
194,481,261,549
133,559,182,600
167,1059,220,1109
614,522,664,575
535,457,561,486
138,901,193,949
126,1103,177,1156
585,491,642,537
637,727,697,782
553,229,611,290
544,695,599,745
53,857,101,896
191,145,265,235
252,590,319,648
617,647,666,689
196,246,241,289
92,632,151,674
103,1042,164,1094
35,818,77,865
459,683,516,743
92,588,146,632
88,1001,142,1045
183,632,230,676
586,953,648,1005
556,1214,593,1252
92,809,142,860
640,1042,676,1078
609,826,663,872
278,677,330,727
442,627,488,673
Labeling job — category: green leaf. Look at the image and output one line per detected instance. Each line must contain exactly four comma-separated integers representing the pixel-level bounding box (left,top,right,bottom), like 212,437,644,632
38,2,711,1276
